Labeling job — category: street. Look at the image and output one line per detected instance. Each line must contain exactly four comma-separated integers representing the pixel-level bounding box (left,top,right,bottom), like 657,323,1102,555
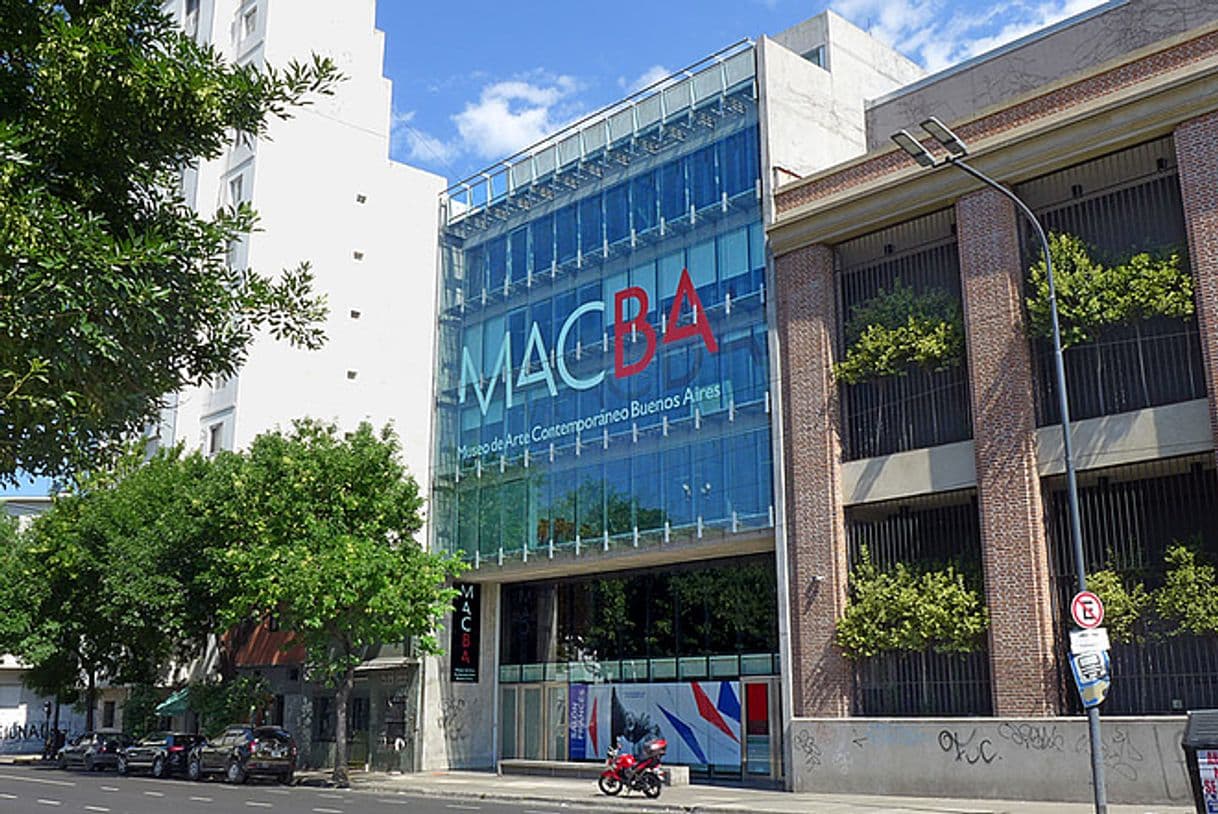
0,765,572,814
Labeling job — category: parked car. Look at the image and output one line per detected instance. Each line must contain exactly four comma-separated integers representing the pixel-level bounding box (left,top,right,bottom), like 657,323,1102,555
187,725,296,785
56,731,133,772
118,732,203,778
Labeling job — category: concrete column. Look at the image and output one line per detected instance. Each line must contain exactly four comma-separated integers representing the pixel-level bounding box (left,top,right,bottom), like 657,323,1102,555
1175,111,1218,454
955,188,1058,716
773,243,851,718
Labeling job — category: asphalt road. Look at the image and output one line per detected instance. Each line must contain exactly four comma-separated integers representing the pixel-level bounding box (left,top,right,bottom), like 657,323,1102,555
0,765,571,814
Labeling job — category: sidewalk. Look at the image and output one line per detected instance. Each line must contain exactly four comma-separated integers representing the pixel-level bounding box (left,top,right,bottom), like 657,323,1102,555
307,768,1196,814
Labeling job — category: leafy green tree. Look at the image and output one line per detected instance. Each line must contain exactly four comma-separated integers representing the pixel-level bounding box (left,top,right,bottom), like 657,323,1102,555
834,547,989,660
0,448,223,729
186,676,272,738
1154,543,1218,636
833,281,964,385
1086,569,1151,644
215,420,464,785
1026,234,1193,405
0,0,339,484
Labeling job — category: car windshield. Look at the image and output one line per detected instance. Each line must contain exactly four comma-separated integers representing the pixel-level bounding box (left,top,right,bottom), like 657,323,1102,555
253,727,292,744
141,732,169,745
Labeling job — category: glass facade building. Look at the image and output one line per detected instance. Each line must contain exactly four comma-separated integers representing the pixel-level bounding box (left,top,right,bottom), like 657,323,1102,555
433,46,773,564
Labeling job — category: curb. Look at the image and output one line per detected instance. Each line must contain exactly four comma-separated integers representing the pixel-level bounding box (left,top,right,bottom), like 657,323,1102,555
341,778,755,814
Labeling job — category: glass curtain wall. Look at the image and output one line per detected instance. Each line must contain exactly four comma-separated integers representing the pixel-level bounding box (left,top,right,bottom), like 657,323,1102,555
433,82,771,564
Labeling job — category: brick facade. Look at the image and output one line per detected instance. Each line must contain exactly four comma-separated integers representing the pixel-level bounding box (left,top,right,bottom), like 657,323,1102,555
955,189,1058,716
773,243,852,717
1175,111,1218,453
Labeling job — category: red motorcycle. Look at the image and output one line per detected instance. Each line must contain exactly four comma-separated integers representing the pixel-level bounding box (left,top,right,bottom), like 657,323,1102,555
598,738,667,799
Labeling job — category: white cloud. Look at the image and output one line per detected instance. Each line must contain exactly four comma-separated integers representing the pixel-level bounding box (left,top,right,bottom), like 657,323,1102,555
619,65,673,93
391,110,458,166
452,75,581,160
830,0,1107,73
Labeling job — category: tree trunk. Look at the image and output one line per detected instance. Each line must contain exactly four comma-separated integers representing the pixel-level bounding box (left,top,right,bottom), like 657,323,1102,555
85,670,96,732
332,661,355,787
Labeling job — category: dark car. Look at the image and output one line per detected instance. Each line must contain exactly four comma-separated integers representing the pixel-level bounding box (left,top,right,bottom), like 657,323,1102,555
56,731,133,772
118,731,202,778
187,725,296,785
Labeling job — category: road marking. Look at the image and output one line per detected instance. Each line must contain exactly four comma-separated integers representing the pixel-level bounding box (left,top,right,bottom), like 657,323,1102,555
189,796,213,802
524,810,561,814
319,792,344,799
312,808,343,813
0,792,17,799
84,806,110,812
264,789,290,795
445,806,481,811
100,786,118,792
0,773,75,787
377,801,409,806
245,802,273,808
36,800,62,806
144,790,165,797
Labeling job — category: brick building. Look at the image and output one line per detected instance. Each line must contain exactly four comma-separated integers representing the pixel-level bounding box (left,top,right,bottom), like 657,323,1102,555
769,0,1218,803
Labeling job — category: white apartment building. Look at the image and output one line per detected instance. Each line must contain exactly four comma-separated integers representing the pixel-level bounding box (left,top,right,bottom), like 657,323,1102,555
160,0,443,496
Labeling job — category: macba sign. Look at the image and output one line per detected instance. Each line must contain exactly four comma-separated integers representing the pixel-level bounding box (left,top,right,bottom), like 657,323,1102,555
458,267,720,459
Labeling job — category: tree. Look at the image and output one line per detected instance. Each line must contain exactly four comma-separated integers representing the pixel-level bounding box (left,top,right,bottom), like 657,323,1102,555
0,0,339,484
1154,543,1218,637
1026,233,1193,406
833,281,964,385
215,420,464,786
1085,569,1151,644
0,447,222,729
834,547,989,661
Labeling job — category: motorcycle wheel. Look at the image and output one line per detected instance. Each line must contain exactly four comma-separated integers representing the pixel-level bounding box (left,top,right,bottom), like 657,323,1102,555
642,772,662,799
597,775,623,796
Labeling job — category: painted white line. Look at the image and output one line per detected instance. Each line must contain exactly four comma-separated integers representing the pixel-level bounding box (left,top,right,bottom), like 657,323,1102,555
524,810,561,814
0,773,75,787
36,799,62,806
189,796,213,802
319,792,344,799
144,790,165,797
245,802,273,808
264,789,291,795
445,806,481,811
0,792,17,799
312,808,343,813
100,786,118,792
84,806,110,812
377,801,409,806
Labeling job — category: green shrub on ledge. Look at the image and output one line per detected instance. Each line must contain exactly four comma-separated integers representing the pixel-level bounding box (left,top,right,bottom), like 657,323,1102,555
834,547,989,661
1025,232,1192,347
833,281,964,385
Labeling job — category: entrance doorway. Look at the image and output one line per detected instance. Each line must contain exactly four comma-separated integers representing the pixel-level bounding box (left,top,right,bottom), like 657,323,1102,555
742,677,781,782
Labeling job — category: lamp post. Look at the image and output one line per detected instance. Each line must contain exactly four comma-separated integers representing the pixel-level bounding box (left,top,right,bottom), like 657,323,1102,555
892,117,1107,814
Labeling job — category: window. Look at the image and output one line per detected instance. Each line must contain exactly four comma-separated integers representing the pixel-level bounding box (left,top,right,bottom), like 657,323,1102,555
355,193,367,204
346,370,358,380
353,250,364,261
208,423,223,455
185,0,199,14
803,45,826,68
102,701,115,729
349,309,361,320
315,697,335,741
242,7,258,38
228,176,244,205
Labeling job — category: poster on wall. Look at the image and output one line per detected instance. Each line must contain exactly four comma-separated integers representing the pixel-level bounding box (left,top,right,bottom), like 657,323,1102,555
569,681,741,766
449,582,480,683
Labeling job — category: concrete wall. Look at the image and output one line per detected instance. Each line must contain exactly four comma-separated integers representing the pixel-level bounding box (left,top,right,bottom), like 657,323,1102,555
789,717,1192,805
864,0,1218,150
419,583,499,770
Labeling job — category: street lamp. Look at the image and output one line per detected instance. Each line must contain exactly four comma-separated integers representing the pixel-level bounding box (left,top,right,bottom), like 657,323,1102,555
892,117,1108,814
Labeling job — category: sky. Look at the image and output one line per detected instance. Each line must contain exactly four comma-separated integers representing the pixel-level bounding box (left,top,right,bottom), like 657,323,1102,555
376,0,1110,185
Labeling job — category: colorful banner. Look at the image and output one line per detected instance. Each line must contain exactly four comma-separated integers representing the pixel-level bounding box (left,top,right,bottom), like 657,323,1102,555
572,681,741,766
449,583,480,683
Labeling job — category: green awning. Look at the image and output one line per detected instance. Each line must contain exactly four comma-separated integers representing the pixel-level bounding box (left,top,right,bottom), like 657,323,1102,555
154,687,190,717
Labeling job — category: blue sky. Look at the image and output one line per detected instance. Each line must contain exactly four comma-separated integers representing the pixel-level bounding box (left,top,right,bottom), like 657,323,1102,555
376,0,1107,184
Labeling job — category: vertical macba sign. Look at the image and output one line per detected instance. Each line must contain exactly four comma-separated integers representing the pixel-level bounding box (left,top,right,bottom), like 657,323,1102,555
450,582,480,683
